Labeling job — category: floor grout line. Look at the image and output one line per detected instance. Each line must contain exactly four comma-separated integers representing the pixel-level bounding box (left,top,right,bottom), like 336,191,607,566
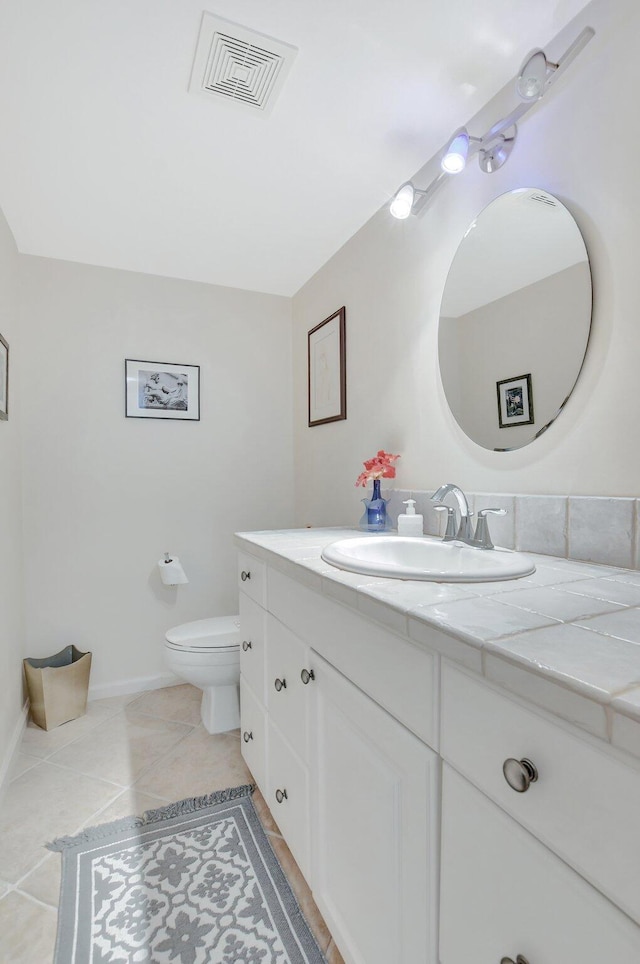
11,886,58,912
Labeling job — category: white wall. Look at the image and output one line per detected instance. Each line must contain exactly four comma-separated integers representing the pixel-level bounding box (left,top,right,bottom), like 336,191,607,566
0,207,25,777
19,257,294,695
292,0,639,526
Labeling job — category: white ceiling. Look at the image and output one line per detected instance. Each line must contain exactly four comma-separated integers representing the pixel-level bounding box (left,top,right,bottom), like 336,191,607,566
0,0,591,297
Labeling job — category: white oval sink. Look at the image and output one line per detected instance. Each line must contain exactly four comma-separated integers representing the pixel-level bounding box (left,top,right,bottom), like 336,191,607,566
321,536,535,582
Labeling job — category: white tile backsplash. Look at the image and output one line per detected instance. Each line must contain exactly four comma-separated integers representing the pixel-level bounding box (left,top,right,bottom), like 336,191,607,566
515,495,568,557
568,497,635,569
386,489,640,571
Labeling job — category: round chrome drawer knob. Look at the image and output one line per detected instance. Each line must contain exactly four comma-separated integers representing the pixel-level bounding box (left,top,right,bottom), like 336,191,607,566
275,788,288,804
300,668,315,685
243,731,253,743
500,956,530,964
242,640,252,652
241,570,251,581
274,678,287,692
503,757,538,793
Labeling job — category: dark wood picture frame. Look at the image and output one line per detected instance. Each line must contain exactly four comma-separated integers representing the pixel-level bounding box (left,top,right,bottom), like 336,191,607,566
497,372,534,429
308,307,346,427
0,332,8,421
125,359,200,421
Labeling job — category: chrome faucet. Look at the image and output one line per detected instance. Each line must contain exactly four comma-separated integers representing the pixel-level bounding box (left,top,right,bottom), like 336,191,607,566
430,483,507,549
430,483,473,543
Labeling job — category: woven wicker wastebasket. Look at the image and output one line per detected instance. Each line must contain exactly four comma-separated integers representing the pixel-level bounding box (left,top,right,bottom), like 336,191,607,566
23,646,92,730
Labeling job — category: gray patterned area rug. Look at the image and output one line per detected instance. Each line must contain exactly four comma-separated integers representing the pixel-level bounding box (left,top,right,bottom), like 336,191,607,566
48,785,325,964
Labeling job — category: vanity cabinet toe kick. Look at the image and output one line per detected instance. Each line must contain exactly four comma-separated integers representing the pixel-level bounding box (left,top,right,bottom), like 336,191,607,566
237,544,640,964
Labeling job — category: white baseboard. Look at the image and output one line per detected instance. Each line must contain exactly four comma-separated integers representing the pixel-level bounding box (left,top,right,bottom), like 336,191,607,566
0,700,29,801
88,672,181,702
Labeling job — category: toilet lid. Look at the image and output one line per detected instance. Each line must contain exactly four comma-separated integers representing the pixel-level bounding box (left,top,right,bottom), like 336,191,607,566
165,616,240,650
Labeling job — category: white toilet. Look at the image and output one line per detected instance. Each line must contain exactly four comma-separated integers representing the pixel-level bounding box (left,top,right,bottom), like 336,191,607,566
164,616,241,734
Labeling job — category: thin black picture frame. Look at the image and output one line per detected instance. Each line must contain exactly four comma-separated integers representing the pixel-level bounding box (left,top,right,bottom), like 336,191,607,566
125,359,200,421
496,372,534,429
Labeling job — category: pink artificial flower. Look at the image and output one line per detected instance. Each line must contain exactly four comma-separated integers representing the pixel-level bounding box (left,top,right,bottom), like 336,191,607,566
355,449,400,486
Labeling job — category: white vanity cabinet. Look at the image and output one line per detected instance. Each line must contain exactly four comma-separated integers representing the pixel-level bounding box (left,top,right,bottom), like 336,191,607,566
237,539,640,964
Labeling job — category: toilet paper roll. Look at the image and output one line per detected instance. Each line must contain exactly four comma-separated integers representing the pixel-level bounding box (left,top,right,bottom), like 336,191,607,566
158,555,189,586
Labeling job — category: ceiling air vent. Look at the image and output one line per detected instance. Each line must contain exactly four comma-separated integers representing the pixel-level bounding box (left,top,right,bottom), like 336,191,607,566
189,13,297,114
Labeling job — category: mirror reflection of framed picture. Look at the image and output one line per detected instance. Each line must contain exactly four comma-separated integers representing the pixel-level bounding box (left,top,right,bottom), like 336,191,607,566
497,372,534,428
308,307,346,427
0,333,8,421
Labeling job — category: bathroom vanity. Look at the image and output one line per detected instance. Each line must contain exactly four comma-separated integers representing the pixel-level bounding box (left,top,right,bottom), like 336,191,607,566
236,528,640,963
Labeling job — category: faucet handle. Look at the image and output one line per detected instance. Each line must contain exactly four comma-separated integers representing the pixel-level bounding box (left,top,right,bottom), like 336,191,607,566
432,504,457,541
472,508,507,550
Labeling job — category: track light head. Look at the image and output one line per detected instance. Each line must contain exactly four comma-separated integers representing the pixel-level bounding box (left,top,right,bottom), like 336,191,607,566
389,182,416,220
441,129,470,174
517,49,556,101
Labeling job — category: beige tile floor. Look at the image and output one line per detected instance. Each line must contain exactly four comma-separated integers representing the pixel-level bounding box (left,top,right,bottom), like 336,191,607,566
0,684,344,963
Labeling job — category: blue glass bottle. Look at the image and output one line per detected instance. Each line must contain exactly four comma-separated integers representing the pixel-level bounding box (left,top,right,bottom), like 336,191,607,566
359,478,389,531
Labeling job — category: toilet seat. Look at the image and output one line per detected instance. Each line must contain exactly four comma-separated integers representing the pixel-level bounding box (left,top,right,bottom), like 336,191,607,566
163,615,241,733
165,616,240,653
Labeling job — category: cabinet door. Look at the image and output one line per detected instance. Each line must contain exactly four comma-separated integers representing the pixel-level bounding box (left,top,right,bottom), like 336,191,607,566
440,764,640,963
267,719,310,877
266,614,310,763
311,655,438,964
239,594,266,700
240,678,266,795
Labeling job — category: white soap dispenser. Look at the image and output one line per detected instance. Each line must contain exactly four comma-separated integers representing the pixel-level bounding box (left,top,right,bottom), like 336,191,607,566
397,499,424,536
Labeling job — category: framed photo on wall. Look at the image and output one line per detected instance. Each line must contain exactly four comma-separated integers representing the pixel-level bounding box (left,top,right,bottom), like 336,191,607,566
308,306,346,426
0,332,8,421
497,372,534,429
125,359,200,420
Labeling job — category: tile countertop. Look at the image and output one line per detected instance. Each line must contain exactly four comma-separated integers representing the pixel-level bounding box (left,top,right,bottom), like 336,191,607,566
235,528,640,761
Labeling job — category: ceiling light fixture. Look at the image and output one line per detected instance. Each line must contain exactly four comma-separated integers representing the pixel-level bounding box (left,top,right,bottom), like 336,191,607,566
390,26,594,219
389,182,421,219
441,129,478,174
516,49,557,102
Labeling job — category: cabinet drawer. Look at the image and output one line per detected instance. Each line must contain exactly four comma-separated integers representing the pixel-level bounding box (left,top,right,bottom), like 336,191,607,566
239,594,266,700
237,551,266,607
267,720,310,877
240,678,266,795
440,764,640,963
265,614,310,763
441,661,640,923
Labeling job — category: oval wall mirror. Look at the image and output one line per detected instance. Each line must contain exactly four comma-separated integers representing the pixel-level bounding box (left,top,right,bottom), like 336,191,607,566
438,188,592,451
